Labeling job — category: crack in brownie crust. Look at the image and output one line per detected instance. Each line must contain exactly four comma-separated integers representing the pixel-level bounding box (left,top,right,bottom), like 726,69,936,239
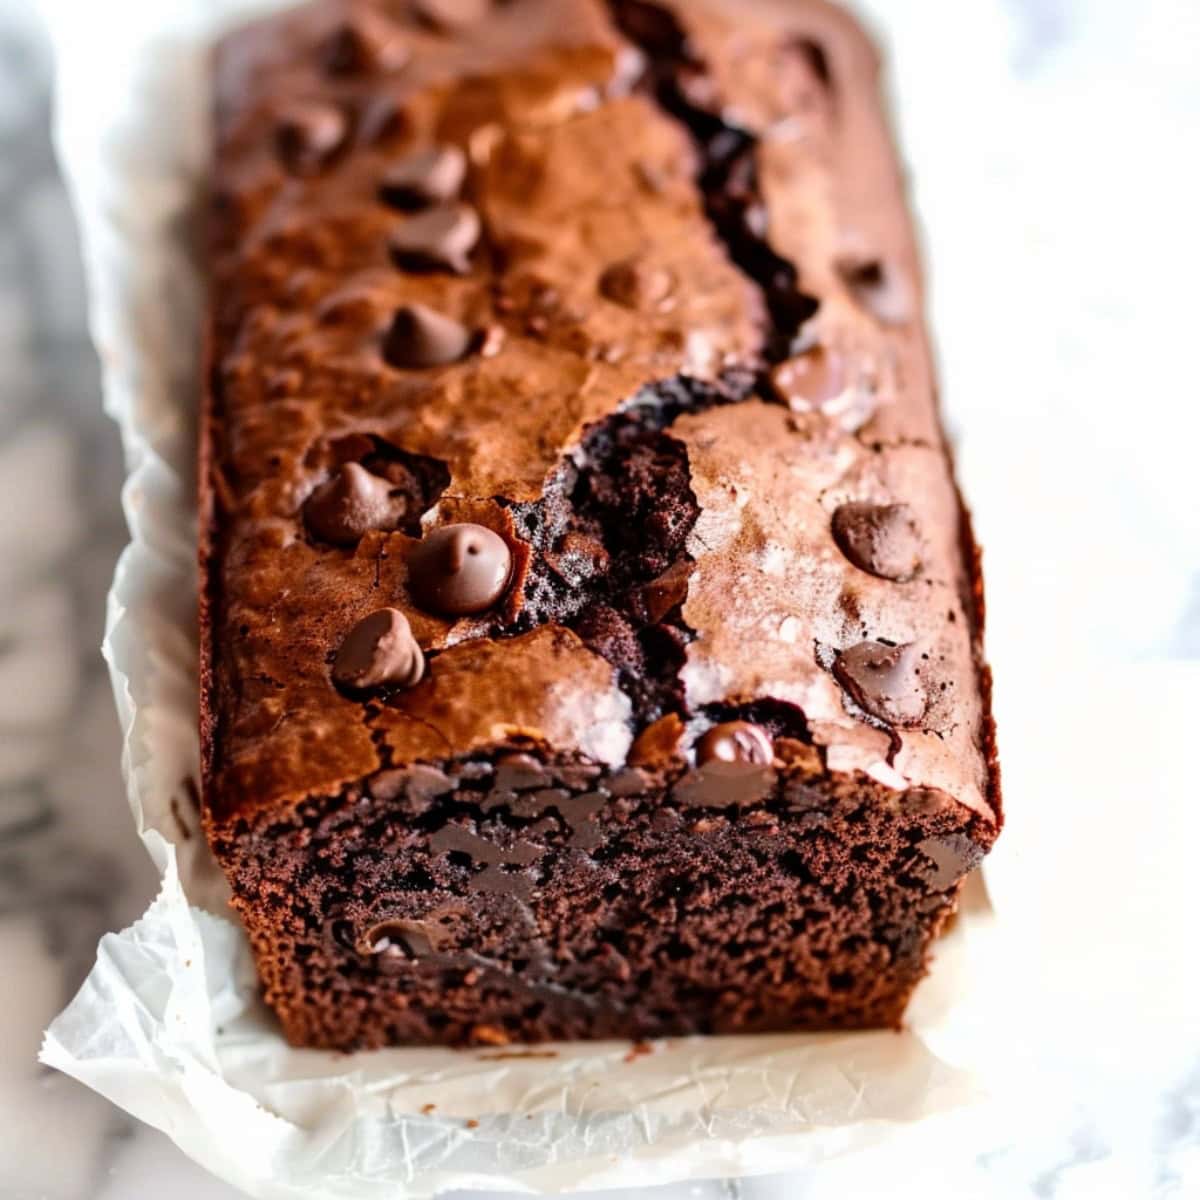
201,0,1002,1049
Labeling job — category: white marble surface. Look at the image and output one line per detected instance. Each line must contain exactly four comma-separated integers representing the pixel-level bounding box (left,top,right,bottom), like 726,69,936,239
2,0,1199,1195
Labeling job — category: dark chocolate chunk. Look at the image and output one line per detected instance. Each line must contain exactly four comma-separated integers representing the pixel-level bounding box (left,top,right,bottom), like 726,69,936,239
332,608,425,691
412,0,491,32
303,462,398,545
494,752,552,791
389,203,481,274
831,502,923,582
321,11,409,75
673,761,776,808
275,101,347,174
606,766,649,797
407,523,513,615
368,763,454,811
430,823,542,866
382,304,474,368
833,640,927,727
598,257,675,310
379,145,467,209
837,257,913,326
696,721,774,766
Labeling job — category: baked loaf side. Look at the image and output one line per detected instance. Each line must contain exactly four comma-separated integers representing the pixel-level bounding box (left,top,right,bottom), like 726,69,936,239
202,0,1001,1049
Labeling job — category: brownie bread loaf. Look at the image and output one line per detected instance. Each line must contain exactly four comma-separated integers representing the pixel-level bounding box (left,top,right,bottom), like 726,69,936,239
201,0,1001,1050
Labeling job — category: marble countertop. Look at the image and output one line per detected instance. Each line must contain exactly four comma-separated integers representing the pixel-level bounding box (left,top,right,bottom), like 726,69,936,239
2,0,1197,1196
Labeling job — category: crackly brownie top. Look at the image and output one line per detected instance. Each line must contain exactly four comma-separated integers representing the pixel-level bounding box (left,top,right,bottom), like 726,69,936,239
205,0,998,825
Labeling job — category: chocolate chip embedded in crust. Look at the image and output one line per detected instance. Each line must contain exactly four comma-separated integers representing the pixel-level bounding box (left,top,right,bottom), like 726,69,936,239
379,145,467,209
833,640,927,727
598,257,675,310
275,101,348,174
831,502,923,582
389,204,481,274
412,0,491,32
407,523,513,616
769,346,845,411
382,304,474,368
696,721,774,766
332,608,425,691
321,11,410,75
304,462,398,545
837,257,913,326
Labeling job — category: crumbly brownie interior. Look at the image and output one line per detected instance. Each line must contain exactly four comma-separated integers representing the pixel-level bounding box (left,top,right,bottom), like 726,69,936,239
212,743,989,1048
203,0,1001,1050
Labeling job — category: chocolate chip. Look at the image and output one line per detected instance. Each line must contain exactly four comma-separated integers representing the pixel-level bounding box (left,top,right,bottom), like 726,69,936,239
831,502,923,582
379,145,467,209
321,11,409,75
382,304,474,368
412,0,491,32
837,257,913,326
769,347,845,410
332,608,425,691
833,640,927,727
696,721,774,766
275,101,347,174
304,462,399,545
598,257,675,310
389,203,481,274
407,523,512,615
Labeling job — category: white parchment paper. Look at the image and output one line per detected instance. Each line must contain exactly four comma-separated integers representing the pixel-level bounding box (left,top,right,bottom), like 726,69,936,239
36,0,1200,1195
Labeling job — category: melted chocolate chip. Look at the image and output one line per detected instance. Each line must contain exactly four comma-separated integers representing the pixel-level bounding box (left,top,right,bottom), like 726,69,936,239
389,203,481,274
494,753,551,791
833,640,927,727
379,145,467,209
696,721,774,766
368,763,454,813
837,257,913,326
332,608,425,692
382,304,474,368
599,258,675,310
673,761,776,808
275,101,348,174
303,462,399,545
407,523,513,615
831,502,923,582
321,11,409,75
